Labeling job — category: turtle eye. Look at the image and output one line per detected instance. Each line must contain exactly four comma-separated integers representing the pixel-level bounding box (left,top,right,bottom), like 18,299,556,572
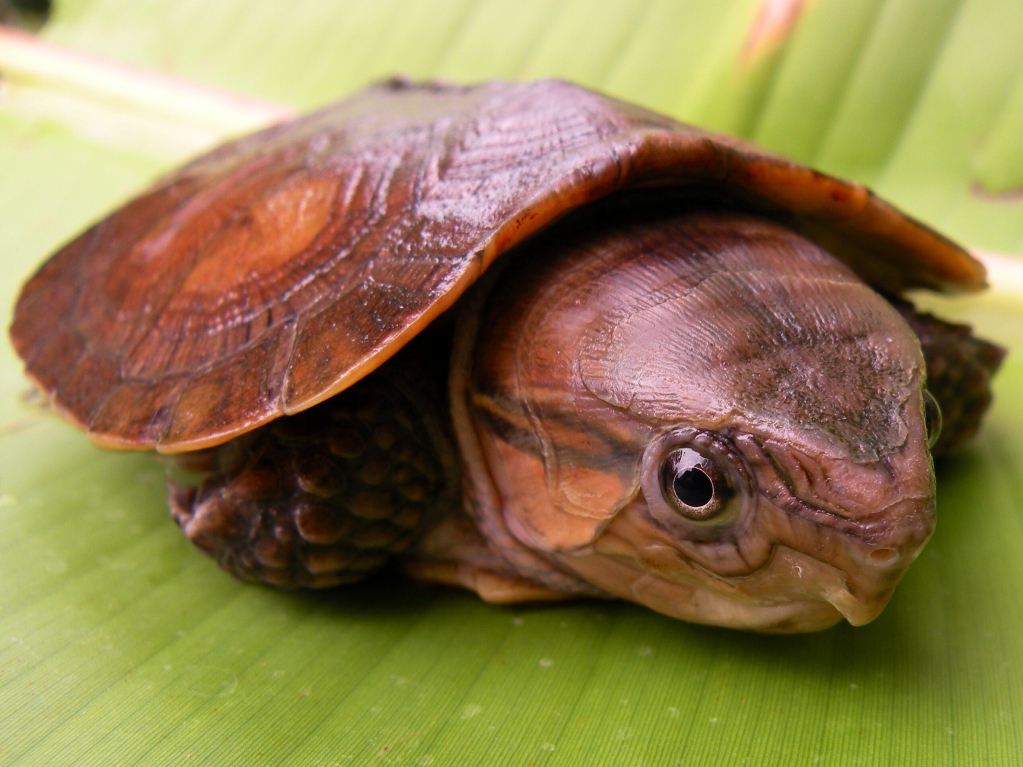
924,390,942,449
659,448,733,521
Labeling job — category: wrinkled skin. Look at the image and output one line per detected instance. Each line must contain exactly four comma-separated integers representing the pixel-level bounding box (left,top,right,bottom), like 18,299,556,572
447,209,937,633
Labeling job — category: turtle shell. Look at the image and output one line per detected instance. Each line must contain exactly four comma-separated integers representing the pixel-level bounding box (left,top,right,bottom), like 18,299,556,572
10,78,986,455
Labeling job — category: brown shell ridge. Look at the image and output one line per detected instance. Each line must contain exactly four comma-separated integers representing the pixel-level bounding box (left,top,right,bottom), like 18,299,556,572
615,128,984,294
271,101,652,428
10,78,985,453
94,134,358,449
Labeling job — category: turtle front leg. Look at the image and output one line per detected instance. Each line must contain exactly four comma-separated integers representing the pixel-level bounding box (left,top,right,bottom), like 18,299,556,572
166,362,460,588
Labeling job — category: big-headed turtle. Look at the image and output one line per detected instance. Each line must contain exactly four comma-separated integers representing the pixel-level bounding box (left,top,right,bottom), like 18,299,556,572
10,79,1004,632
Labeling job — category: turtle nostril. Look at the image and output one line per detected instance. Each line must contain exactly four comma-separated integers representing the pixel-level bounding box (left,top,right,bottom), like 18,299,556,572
868,547,898,565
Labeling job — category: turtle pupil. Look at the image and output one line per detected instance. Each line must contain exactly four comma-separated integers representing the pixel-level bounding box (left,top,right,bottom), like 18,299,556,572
673,468,713,508
658,447,732,522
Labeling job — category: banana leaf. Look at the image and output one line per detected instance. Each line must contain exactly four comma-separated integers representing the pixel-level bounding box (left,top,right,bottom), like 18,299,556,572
1,1,1022,764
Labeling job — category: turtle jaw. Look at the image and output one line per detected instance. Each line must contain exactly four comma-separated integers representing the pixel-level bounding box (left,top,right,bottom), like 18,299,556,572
764,493,936,629
811,494,936,626
751,396,938,627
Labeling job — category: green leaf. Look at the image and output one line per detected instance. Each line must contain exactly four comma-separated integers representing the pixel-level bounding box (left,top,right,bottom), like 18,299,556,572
2,1,1023,764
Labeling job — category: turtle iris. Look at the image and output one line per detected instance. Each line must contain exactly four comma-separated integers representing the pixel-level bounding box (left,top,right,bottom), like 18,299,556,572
659,448,732,521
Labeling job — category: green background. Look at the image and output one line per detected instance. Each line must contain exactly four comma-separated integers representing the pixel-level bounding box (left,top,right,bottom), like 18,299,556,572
1,0,1022,764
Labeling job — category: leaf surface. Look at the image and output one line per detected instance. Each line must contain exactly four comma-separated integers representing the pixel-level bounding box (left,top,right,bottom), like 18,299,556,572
2,1,1023,764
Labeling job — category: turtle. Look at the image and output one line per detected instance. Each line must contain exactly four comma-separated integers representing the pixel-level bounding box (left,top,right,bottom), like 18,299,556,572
10,78,1004,633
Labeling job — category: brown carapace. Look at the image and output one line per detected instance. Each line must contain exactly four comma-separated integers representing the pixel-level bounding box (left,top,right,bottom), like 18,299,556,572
10,79,1004,632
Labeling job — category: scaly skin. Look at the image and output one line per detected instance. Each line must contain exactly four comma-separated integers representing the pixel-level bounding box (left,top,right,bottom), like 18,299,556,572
168,335,462,588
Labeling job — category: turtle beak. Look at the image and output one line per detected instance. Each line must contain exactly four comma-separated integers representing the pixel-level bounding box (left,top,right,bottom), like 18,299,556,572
757,395,937,628
826,588,889,626
820,494,936,626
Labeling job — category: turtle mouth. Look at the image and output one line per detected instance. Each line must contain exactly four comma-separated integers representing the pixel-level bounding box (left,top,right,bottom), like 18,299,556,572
560,535,852,632
825,587,890,626
743,449,936,628
825,497,936,625
645,536,924,630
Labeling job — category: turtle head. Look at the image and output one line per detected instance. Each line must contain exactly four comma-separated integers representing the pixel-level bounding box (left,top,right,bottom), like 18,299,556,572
617,399,935,632
461,210,936,632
